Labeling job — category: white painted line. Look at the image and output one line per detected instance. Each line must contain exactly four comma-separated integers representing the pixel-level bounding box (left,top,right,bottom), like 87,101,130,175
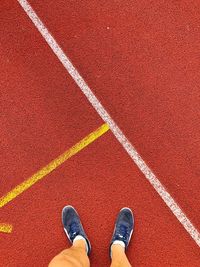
17,0,200,247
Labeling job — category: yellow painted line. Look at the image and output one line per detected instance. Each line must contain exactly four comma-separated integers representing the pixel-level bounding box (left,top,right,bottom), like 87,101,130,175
0,123,109,208
0,224,13,233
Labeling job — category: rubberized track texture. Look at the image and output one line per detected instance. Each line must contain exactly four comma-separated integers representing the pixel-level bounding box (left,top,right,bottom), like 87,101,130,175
0,1,200,267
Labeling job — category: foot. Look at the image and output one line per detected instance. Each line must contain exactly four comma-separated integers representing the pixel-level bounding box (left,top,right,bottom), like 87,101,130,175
110,207,134,256
62,205,91,255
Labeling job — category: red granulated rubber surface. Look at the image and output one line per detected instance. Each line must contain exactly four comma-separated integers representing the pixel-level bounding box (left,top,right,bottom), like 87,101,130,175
0,1,199,266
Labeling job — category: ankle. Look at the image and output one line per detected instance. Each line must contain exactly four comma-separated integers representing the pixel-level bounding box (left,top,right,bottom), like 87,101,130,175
73,239,86,248
111,246,131,267
111,244,126,257
73,237,89,255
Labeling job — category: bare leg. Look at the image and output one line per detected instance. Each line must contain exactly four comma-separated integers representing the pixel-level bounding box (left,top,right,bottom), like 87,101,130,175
110,244,132,267
49,240,90,267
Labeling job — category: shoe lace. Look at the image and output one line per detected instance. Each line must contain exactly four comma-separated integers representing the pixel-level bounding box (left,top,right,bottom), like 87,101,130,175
117,224,129,240
70,222,79,236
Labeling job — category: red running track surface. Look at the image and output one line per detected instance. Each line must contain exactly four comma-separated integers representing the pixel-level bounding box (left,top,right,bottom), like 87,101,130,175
27,0,200,228
0,1,200,266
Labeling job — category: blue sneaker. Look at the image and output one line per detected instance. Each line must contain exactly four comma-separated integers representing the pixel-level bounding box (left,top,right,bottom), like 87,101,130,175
110,207,134,256
62,205,91,255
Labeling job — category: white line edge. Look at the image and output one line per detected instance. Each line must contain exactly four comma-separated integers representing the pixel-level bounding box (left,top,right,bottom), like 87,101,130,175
17,0,200,247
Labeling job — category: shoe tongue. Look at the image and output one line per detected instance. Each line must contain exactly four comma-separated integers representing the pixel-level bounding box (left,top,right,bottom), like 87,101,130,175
119,224,127,234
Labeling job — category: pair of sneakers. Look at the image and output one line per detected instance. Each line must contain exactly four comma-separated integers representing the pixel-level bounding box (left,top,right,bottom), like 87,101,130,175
62,206,134,256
